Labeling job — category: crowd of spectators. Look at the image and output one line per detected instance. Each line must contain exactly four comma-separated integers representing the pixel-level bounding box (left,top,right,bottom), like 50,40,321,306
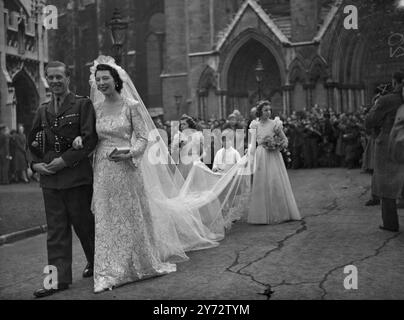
0,123,38,185
0,102,374,186
154,103,371,171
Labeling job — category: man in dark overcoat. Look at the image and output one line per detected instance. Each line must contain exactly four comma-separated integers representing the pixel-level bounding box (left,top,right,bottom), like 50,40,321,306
28,61,98,297
365,72,404,232
0,124,11,184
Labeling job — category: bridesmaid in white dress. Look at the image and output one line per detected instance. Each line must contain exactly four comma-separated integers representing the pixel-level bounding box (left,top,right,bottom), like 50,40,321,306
247,101,301,224
91,64,176,292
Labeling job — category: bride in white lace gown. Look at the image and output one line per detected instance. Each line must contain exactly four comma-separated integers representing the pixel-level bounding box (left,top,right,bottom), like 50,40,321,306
91,63,176,292
87,56,224,293
86,56,262,293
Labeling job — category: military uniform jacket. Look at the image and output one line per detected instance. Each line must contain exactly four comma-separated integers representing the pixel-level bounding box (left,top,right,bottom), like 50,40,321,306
28,92,98,189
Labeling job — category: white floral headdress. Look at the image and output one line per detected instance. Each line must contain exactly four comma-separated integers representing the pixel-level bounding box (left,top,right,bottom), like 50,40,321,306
89,55,129,85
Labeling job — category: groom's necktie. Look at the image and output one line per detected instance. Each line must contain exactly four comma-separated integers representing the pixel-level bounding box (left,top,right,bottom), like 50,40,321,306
54,97,60,115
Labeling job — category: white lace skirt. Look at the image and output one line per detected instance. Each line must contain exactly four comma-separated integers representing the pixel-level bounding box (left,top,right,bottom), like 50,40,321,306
92,148,176,293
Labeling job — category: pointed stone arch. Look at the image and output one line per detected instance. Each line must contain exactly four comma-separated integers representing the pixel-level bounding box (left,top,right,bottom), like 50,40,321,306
12,68,39,131
328,21,349,83
197,65,220,120
308,55,328,82
288,57,308,112
288,57,307,84
308,55,329,108
198,65,218,91
217,28,286,116
350,37,367,84
326,18,368,112
218,28,286,89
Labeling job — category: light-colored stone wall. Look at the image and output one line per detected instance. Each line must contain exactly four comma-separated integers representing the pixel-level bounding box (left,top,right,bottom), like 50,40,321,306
0,0,48,130
162,0,189,119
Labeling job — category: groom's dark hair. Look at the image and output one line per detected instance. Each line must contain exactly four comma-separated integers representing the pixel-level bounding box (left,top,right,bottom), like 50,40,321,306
96,64,123,93
45,61,70,77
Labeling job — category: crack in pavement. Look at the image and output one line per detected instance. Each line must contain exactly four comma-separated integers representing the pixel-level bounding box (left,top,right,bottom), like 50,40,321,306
318,231,402,300
224,196,342,299
358,185,371,199
226,246,249,272
304,199,339,219
223,181,349,299
238,220,308,275
271,279,319,289
224,219,308,300
224,246,272,299
0,274,40,290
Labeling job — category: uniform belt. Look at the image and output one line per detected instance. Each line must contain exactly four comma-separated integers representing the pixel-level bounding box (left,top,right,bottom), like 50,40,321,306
46,141,72,153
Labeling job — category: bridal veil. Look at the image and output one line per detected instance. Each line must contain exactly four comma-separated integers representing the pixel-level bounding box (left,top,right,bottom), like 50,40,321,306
89,56,253,263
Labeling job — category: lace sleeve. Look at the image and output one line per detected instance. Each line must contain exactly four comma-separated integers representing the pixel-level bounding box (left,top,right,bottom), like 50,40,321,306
93,101,102,117
127,99,148,158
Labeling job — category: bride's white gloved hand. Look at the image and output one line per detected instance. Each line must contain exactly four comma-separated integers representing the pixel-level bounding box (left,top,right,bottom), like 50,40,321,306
108,149,143,167
108,153,132,162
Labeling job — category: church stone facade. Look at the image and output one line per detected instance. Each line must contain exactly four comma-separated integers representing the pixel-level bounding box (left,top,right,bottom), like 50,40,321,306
0,0,49,131
163,0,404,119
47,0,404,121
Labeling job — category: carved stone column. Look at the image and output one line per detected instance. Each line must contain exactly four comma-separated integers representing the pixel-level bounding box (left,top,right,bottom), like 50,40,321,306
361,89,366,106
303,82,315,109
215,89,226,119
348,88,355,112
197,88,208,120
325,80,337,111
281,85,293,115
334,84,342,114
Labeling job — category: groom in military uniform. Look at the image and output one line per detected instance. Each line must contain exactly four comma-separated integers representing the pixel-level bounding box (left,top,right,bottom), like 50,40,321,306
28,61,98,298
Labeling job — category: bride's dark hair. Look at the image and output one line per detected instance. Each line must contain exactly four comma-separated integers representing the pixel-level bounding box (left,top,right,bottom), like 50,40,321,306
95,64,123,93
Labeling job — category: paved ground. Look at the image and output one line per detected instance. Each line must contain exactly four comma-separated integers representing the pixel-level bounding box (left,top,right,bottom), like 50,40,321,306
0,182,45,235
0,168,403,300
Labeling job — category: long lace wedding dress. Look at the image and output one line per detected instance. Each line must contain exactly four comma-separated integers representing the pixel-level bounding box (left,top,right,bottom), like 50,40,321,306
92,97,177,292
89,56,295,292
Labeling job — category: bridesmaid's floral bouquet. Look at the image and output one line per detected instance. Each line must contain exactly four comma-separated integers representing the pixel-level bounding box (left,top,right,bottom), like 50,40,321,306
261,117,292,164
262,134,288,151
262,136,277,150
